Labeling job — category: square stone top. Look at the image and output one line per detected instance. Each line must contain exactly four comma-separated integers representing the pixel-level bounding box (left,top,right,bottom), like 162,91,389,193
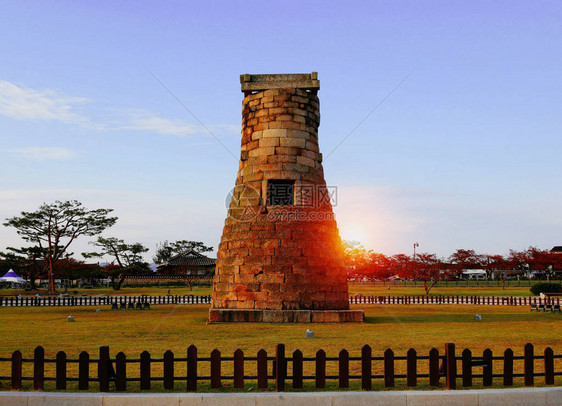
240,72,320,92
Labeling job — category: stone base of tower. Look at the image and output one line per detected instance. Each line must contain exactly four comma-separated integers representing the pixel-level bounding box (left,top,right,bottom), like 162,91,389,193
208,309,364,323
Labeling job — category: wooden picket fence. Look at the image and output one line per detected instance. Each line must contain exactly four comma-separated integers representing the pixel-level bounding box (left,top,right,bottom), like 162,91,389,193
2,294,558,308
350,295,562,306
0,343,559,392
0,295,212,307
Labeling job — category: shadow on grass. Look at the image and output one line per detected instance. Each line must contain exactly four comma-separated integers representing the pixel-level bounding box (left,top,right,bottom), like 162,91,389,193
365,313,559,324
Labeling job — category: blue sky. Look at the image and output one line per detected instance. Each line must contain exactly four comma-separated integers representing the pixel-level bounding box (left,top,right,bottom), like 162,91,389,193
1,0,561,260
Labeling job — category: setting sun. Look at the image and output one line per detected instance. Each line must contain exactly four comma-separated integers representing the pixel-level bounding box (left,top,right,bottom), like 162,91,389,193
340,224,366,244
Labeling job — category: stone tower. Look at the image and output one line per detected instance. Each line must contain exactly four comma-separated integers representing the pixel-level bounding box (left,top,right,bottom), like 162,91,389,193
209,73,363,323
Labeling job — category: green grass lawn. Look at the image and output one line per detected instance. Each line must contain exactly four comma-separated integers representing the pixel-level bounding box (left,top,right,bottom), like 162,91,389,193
347,283,534,297
0,303,560,391
0,281,537,298
1,304,558,356
0,285,213,297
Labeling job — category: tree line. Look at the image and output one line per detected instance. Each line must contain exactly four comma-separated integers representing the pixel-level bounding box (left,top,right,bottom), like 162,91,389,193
1,200,212,292
344,241,562,292
2,200,559,295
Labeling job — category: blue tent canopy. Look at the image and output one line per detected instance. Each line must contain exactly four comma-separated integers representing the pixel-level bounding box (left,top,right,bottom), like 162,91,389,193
0,270,26,283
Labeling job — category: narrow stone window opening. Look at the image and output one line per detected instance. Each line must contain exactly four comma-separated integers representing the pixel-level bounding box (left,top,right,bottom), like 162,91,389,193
267,180,294,206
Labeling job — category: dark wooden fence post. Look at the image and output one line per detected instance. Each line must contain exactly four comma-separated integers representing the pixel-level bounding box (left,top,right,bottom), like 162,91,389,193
316,349,326,389
544,347,554,385
187,345,197,392
445,343,456,390
292,350,303,389
140,351,151,390
79,351,89,390
11,350,22,390
234,349,244,389
115,352,126,391
56,351,67,390
407,348,417,387
429,348,439,387
524,343,534,387
275,344,285,392
163,350,174,390
462,349,472,387
211,349,221,389
257,349,268,389
361,345,372,390
98,346,110,392
33,346,45,391
503,348,513,386
483,349,493,386
339,349,349,389
384,349,394,387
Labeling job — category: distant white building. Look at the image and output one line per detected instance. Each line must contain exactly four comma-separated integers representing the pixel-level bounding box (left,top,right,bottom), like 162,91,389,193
461,269,487,280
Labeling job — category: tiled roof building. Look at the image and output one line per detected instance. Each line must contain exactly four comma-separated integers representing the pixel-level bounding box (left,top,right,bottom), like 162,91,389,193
157,250,216,276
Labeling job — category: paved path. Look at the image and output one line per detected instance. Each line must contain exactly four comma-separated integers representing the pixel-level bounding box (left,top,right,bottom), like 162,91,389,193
0,387,560,405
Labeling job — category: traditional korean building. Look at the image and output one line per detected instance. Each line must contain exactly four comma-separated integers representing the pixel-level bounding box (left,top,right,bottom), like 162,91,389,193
156,249,216,276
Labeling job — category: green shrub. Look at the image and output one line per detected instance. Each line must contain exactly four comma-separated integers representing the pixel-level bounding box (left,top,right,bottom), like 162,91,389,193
530,282,562,296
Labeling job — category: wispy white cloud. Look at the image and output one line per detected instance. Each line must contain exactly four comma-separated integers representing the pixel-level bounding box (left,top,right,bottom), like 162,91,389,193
115,109,199,137
0,81,90,125
113,110,240,138
10,147,78,161
207,124,240,136
0,80,237,138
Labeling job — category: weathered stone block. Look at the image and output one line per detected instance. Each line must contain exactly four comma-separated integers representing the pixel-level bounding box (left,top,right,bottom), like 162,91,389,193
222,256,244,266
267,121,283,129
249,221,275,231
311,311,339,323
245,255,272,265
305,140,320,151
264,170,299,180
218,274,235,283
268,155,296,163
295,310,312,322
234,274,259,284
263,310,284,322
253,239,279,248
255,109,270,118
237,291,268,302
279,137,306,148
235,300,256,310
239,264,264,274
275,146,300,156
276,114,293,121
286,129,310,139
296,156,316,167
302,149,317,160
275,247,301,256
262,128,287,138
265,301,284,310
281,121,304,130
269,107,287,115
248,147,275,157
259,137,280,147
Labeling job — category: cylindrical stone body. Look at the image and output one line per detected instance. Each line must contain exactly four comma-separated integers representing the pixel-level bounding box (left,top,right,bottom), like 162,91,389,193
211,76,349,312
